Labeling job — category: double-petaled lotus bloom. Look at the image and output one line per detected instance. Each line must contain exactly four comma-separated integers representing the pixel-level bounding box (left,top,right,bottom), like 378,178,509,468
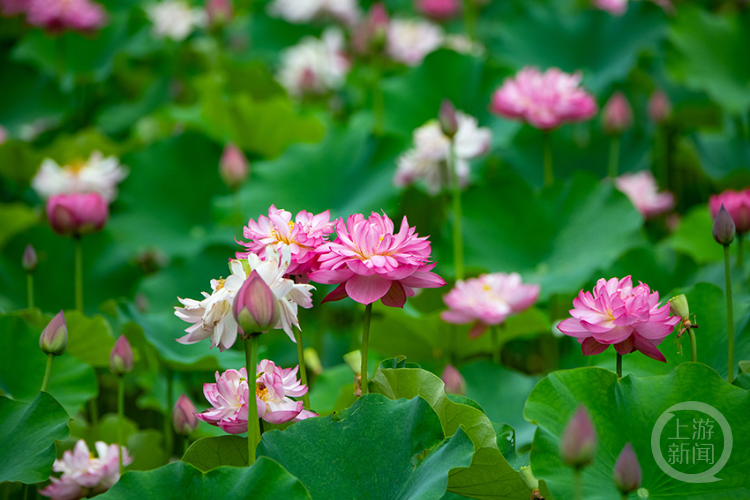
173,395,199,435
39,440,132,500
32,151,127,204
615,171,674,219
277,29,350,98
196,362,316,433
602,91,633,134
237,205,333,277
267,0,359,26
47,193,109,237
594,0,627,15
25,0,107,33
415,0,460,20
386,19,443,66
146,1,206,41
309,212,445,307
709,189,750,235
558,276,680,362
175,246,314,349
441,273,540,338
394,110,492,195
491,67,597,130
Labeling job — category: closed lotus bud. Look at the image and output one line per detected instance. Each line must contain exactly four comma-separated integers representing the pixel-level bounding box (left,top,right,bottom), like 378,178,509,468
602,91,633,134
206,0,232,26
712,204,736,246
233,271,280,335
353,3,389,55
668,294,689,319
441,364,466,395
23,244,38,272
416,0,460,20
110,335,134,375
560,405,597,469
39,310,68,356
439,99,459,138
219,144,249,191
173,394,199,435
648,90,671,124
613,443,642,495
46,193,109,237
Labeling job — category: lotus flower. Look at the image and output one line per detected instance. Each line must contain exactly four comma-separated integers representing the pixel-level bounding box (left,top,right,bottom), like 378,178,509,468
0,0,27,16
615,171,674,219
594,0,627,15
309,212,445,307
558,276,680,362
602,91,633,134
490,67,597,130
32,151,127,203
709,189,750,235
46,193,109,237
146,0,206,41
352,3,389,55
386,18,443,66
277,29,351,97
39,440,132,500
268,0,360,26
173,395,199,435
441,364,465,395
415,0,460,20
26,0,107,32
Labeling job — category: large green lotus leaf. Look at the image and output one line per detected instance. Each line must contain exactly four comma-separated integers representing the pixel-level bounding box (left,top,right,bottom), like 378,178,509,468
667,8,750,114
0,140,41,185
64,311,116,367
182,435,248,471
0,202,38,250
372,368,530,499
257,394,475,500
97,457,312,500
0,59,66,130
0,392,70,484
692,133,750,182
0,311,97,414
308,364,357,415
524,363,750,499
666,206,724,264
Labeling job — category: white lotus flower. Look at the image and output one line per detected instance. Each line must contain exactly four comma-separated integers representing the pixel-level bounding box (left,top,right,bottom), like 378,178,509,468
276,28,350,97
268,0,360,26
32,151,128,203
386,18,443,66
146,1,206,41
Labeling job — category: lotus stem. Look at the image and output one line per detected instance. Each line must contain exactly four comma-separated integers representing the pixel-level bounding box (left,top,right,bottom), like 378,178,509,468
608,135,620,179
89,398,99,427
616,353,622,379
372,63,385,136
689,327,697,363
738,233,744,269
724,245,735,383
117,375,125,475
40,354,54,392
361,303,373,395
245,335,259,466
74,235,83,312
462,0,476,40
491,326,501,364
164,370,174,457
293,329,311,410
27,273,34,310
544,131,554,187
447,142,465,280
573,469,583,500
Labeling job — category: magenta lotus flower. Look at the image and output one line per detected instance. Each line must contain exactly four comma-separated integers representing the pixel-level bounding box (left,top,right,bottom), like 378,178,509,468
441,273,539,338
237,205,333,277
26,0,107,33
709,189,750,235
46,193,109,237
558,276,680,362
415,0,460,20
594,0,627,15
490,67,597,130
39,439,132,500
602,91,633,134
615,171,674,219
173,395,199,435
309,212,445,307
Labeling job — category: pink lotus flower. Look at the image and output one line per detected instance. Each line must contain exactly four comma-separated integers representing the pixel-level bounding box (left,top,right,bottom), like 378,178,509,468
441,273,540,338
602,91,633,134
26,0,107,33
39,440,132,500
0,0,27,16
309,212,445,307
558,276,680,362
352,2,389,55
615,171,674,219
594,0,627,15
237,205,333,277
490,67,597,130
709,189,750,234
415,0,460,20
46,193,109,237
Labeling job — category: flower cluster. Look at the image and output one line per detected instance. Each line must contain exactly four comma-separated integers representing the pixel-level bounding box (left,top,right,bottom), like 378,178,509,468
3,0,107,33
615,171,674,219
277,29,351,97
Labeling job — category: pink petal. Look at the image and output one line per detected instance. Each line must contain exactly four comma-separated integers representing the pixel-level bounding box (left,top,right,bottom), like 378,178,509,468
344,274,393,305
581,337,609,356
321,283,349,304
381,281,407,308
632,333,666,362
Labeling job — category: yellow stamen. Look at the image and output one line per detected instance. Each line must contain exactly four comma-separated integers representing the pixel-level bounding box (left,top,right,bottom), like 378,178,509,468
256,386,269,402
215,278,226,291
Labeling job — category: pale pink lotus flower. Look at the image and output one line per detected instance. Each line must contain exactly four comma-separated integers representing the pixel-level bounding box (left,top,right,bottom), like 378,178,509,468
26,0,107,32
236,205,333,277
558,276,680,362
219,143,249,191
491,67,598,130
602,91,633,134
0,0,27,16
32,151,128,203
277,28,350,98
709,189,750,234
268,0,359,25
386,18,443,66
441,273,540,338
394,111,492,195
175,246,314,349
615,171,674,219
594,0,627,15
441,364,465,395
415,0,460,20
309,212,445,307
146,1,206,41
46,193,109,237
39,440,132,500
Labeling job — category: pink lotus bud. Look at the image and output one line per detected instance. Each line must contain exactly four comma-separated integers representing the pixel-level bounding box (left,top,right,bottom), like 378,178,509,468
613,443,642,495
219,144,249,191
648,90,671,124
441,364,465,395
709,189,750,235
713,204,736,246
207,0,232,25
602,91,632,134
415,0,460,20
233,271,280,335
439,99,459,138
110,335,134,375
173,394,199,435
352,3,389,55
46,193,109,237
39,310,68,356
560,405,597,469
23,244,37,272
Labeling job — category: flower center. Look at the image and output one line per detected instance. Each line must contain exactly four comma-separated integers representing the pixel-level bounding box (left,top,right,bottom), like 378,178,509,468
256,385,270,402
214,278,226,291
271,221,295,244
65,159,87,177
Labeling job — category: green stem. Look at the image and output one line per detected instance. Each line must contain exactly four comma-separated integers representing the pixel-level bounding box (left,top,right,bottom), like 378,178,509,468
164,370,174,457
543,131,554,187
688,327,697,363
608,135,620,179
22,484,28,500
117,376,125,475
461,0,477,40
89,398,99,427
738,233,744,269
361,303,373,396
27,273,34,310
74,236,83,313
373,82,384,136
245,335,259,466
447,142,465,280
40,354,54,392
491,326,500,364
573,469,583,500
724,245,735,383
293,329,311,410
616,353,622,379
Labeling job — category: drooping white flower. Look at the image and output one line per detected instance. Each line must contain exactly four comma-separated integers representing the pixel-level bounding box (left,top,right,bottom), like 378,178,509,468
267,0,359,26
386,18,443,66
146,0,206,41
276,28,350,97
32,151,128,203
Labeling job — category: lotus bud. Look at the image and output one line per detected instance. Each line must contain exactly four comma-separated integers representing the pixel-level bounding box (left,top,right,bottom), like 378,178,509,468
304,347,323,376
712,204,736,246
668,294,689,319
441,364,466,395
560,405,597,469
23,244,38,272
110,335,134,376
39,310,68,356
613,443,642,495
206,0,232,26
46,193,109,237
416,0,460,20
219,144,249,191
343,350,362,375
173,395,199,435
352,3,389,55
648,90,671,124
233,271,279,335
602,91,633,134
439,99,459,138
